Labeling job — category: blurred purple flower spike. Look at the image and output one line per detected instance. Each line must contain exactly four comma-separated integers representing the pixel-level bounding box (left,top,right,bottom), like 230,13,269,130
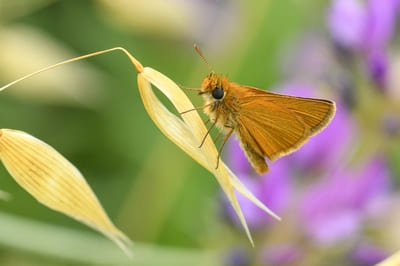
224,138,291,229
350,157,390,210
364,0,399,90
364,0,399,51
226,136,252,174
300,156,390,245
328,0,399,52
367,50,388,89
328,0,367,50
351,243,388,266
300,171,361,245
261,244,303,265
328,0,400,89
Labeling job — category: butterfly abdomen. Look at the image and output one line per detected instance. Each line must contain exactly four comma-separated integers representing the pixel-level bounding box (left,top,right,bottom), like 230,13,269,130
240,139,269,174
235,125,269,174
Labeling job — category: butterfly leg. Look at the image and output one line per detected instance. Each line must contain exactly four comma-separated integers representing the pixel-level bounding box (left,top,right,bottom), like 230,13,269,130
180,103,213,115
199,110,220,148
199,119,217,148
213,131,222,143
176,83,200,92
215,127,234,169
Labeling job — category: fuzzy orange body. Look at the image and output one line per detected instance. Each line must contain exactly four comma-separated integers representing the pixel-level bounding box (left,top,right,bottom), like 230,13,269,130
200,72,336,174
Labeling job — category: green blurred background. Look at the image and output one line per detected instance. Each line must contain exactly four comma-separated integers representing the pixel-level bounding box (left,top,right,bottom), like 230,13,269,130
0,0,399,265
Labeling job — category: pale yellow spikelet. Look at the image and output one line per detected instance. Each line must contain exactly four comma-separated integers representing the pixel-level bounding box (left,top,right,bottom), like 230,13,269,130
0,129,131,255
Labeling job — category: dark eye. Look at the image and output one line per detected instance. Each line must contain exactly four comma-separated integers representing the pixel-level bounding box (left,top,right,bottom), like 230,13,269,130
211,86,224,99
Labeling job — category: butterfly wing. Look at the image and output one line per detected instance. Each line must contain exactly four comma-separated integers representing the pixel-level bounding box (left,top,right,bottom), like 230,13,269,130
234,86,335,173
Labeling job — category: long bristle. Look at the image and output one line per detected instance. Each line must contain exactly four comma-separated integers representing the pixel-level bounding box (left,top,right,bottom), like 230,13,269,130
0,47,143,92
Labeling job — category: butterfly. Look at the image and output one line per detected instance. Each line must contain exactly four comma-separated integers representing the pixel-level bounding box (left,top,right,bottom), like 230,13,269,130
182,45,336,174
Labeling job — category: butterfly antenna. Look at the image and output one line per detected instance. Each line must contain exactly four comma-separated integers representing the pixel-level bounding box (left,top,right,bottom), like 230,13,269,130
194,44,215,73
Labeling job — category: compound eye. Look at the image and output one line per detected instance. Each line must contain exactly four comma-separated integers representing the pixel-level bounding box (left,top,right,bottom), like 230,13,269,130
211,86,224,99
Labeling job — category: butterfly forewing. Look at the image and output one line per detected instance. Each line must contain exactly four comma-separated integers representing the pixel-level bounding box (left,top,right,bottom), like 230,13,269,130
242,88,335,133
235,87,335,172
238,97,308,159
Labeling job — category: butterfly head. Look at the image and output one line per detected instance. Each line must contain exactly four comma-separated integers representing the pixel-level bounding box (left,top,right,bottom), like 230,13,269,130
200,72,229,102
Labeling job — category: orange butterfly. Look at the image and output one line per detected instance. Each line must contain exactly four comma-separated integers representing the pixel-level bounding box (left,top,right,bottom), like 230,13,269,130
183,45,336,175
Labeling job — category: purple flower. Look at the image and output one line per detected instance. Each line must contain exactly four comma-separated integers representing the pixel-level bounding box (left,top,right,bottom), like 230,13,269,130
367,50,388,89
351,243,388,266
280,34,337,81
261,244,303,265
328,0,399,52
226,136,252,175
224,138,291,229
328,0,400,89
364,0,399,51
328,0,367,50
363,0,399,90
299,157,390,245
